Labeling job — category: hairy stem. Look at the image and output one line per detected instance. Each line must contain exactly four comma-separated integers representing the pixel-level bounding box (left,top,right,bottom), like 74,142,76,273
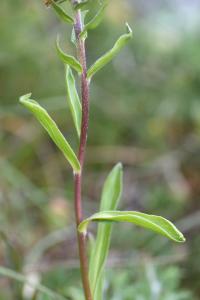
73,8,93,300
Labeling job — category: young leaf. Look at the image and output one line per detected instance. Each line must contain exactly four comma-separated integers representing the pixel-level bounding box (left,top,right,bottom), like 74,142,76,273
65,66,82,137
79,211,186,243
89,163,123,297
19,94,80,173
50,0,74,24
74,0,89,10
56,37,82,73
80,2,108,38
87,23,132,79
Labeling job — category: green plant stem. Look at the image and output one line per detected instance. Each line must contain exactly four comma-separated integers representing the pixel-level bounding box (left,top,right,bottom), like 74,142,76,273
73,8,92,300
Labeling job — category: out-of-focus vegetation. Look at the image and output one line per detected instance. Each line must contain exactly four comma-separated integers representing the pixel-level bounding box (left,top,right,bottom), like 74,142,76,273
0,0,200,299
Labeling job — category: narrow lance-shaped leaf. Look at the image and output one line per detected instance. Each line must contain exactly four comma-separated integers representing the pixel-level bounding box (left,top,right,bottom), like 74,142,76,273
79,211,186,243
80,2,108,38
89,163,123,298
56,37,83,73
50,0,74,24
19,94,80,173
65,66,82,137
87,23,132,79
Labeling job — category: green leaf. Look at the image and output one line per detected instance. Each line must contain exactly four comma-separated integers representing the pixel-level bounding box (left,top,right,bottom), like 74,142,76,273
87,23,132,79
81,9,89,25
65,66,82,137
99,163,123,212
51,0,74,24
80,2,108,38
19,94,80,173
0,266,67,300
79,211,186,243
56,37,82,73
74,0,89,10
89,163,123,298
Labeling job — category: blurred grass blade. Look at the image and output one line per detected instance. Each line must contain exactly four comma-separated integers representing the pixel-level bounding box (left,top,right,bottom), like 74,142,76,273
89,163,123,298
67,287,84,300
0,266,67,300
56,37,82,73
51,0,74,24
79,211,186,243
81,2,108,38
19,94,80,172
65,66,82,137
0,232,22,272
87,23,132,79
0,232,22,298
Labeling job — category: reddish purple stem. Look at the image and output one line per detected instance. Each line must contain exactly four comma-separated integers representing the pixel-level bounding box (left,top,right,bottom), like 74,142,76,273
73,9,93,300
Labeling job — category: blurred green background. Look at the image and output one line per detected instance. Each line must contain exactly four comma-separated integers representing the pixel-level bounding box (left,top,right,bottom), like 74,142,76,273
1,0,200,299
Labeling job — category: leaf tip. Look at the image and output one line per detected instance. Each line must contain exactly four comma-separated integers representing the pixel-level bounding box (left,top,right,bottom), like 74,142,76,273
125,22,132,36
116,162,123,170
19,93,32,104
177,232,186,243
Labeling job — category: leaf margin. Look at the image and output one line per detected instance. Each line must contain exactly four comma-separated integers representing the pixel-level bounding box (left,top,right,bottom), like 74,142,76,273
80,1,108,38
65,66,82,137
19,93,81,173
51,0,74,24
87,23,133,79
79,210,186,243
56,37,83,73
